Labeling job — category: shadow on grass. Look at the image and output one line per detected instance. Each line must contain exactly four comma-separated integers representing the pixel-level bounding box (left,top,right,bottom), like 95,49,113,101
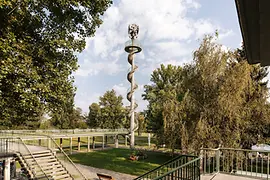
69,148,174,176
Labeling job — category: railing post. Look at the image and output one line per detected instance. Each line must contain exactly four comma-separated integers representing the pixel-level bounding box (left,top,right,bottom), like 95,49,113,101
87,136,90,152
216,146,221,173
5,139,9,152
92,137,95,149
125,135,128,147
3,158,11,180
102,135,104,149
115,135,119,148
48,138,51,149
70,137,73,154
200,147,204,174
78,137,81,151
60,138,63,149
148,133,151,148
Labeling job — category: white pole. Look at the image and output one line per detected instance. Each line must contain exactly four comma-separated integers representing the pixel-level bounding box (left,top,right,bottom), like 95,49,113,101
4,158,11,180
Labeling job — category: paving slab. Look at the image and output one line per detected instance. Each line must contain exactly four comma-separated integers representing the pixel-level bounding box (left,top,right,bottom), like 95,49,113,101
201,173,258,180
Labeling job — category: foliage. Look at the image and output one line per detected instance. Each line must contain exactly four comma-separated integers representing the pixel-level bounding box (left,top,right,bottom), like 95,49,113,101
87,103,101,128
0,0,112,128
51,106,87,129
137,112,146,136
87,89,128,129
144,35,270,152
143,64,182,145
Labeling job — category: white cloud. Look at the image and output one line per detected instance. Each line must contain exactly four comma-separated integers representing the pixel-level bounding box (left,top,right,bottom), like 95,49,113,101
75,92,101,113
194,19,216,39
113,83,127,97
74,0,234,111
75,60,124,77
219,29,234,40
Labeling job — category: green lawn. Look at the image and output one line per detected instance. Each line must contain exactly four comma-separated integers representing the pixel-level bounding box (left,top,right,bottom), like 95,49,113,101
69,148,174,176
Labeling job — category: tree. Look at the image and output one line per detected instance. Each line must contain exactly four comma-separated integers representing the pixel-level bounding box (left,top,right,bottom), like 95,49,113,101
143,64,182,145
137,112,146,136
88,103,101,128
144,35,270,152
0,0,112,128
98,89,126,129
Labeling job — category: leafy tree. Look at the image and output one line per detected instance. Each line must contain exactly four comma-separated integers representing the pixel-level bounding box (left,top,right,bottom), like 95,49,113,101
144,35,270,152
143,64,182,146
137,112,146,136
0,0,112,128
98,89,126,129
51,106,87,129
88,103,101,128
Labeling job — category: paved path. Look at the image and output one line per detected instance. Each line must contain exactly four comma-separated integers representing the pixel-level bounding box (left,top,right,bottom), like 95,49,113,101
71,163,137,180
201,174,258,180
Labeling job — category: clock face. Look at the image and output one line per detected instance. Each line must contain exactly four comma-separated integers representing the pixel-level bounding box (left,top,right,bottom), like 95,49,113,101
128,24,139,39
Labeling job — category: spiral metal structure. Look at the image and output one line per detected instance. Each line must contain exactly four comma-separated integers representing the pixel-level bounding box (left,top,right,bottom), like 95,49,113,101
125,24,142,148
127,47,140,118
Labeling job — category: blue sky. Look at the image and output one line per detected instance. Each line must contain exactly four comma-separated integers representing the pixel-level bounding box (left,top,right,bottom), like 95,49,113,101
74,0,242,113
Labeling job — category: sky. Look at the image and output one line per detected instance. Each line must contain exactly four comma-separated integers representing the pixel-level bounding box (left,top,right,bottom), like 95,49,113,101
73,0,242,114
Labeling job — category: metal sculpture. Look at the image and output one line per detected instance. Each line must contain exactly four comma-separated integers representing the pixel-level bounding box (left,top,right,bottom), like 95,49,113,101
125,24,142,148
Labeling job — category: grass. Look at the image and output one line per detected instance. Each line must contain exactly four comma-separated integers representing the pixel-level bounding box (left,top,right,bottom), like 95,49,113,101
69,148,174,176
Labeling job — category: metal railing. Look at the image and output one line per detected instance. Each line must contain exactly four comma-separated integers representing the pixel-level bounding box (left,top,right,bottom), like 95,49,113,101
0,128,129,135
0,137,49,179
201,147,270,179
48,136,88,180
134,155,199,180
153,157,201,180
1,133,87,180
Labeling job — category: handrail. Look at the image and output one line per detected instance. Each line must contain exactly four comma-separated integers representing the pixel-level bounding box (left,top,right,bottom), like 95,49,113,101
153,157,201,180
19,137,49,179
16,151,36,178
1,137,49,179
47,135,88,180
201,147,270,178
134,154,197,180
134,155,182,179
201,147,270,153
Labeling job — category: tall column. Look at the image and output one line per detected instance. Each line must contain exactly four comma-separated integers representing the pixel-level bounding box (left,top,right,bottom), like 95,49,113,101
3,158,11,180
125,24,142,149
130,48,135,149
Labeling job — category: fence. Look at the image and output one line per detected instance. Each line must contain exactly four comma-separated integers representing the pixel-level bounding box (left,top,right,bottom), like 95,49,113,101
201,147,270,179
153,157,201,180
135,155,200,180
0,134,88,180
0,137,48,179
0,128,128,135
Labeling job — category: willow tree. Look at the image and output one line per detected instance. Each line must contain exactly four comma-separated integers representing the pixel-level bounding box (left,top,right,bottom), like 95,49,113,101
144,35,270,152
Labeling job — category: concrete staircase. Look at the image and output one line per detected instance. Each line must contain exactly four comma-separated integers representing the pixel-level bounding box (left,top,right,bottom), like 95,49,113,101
16,150,73,180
